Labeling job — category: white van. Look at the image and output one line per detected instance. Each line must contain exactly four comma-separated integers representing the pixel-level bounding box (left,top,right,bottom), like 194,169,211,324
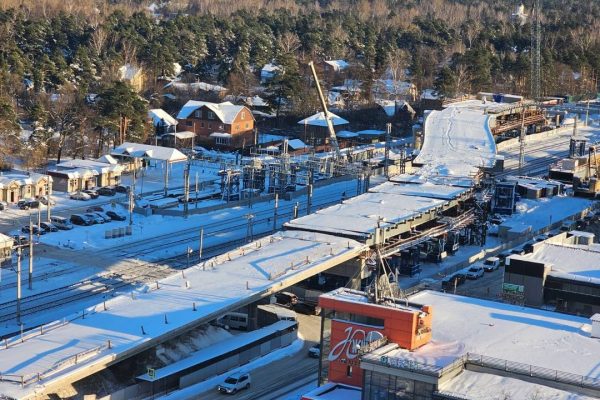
50,216,74,230
217,312,248,330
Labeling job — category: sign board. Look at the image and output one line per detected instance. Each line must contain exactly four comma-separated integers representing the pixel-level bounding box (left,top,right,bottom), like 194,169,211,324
147,368,156,380
502,283,524,293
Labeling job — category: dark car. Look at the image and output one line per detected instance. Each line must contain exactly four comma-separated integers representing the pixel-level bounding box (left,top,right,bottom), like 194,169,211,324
22,225,45,235
441,273,466,291
293,301,321,316
17,199,40,210
70,214,93,226
106,210,127,221
39,222,59,233
86,206,104,213
114,185,129,193
82,189,99,199
274,291,298,307
97,187,116,196
12,235,29,246
497,252,512,266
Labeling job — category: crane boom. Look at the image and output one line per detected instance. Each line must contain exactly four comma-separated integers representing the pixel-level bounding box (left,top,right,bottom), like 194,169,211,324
308,61,341,159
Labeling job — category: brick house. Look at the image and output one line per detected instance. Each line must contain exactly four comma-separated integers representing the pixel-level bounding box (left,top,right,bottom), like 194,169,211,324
177,101,255,150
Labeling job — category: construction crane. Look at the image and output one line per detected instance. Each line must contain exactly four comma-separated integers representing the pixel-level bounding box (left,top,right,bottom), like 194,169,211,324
308,61,342,160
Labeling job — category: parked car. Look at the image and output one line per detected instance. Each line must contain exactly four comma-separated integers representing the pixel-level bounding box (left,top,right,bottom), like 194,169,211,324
465,266,484,279
93,212,111,223
0,201,7,211
70,192,91,201
21,225,45,235
50,216,73,230
86,206,104,213
84,213,105,224
274,291,299,307
39,222,59,233
217,372,251,394
510,248,526,256
482,257,500,272
97,187,116,196
106,210,127,221
82,189,99,199
17,199,39,210
12,235,29,246
70,214,93,226
114,185,129,193
308,343,321,358
39,195,56,206
441,273,467,290
293,301,322,316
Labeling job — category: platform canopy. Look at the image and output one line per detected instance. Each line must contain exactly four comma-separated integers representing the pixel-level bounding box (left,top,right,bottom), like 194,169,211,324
298,111,349,127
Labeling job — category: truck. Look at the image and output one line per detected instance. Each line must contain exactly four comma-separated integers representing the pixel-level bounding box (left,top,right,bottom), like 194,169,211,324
257,304,297,327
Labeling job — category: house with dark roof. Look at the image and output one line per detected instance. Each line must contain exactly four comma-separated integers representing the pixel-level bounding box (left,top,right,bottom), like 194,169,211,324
177,101,256,150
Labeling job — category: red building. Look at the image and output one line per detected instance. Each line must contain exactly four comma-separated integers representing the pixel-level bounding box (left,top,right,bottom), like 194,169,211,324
315,288,432,388
177,100,255,150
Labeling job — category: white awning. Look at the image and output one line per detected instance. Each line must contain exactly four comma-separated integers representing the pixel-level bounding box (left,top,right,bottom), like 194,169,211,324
165,131,196,139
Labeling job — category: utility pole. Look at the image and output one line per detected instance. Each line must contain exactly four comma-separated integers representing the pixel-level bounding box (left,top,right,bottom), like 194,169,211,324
46,177,52,222
28,220,33,290
246,214,254,242
195,172,199,208
273,193,279,231
307,168,313,215
128,183,134,226
16,247,22,325
585,101,590,127
385,123,391,179
198,227,204,260
163,161,169,197
37,207,41,240
518,108,527,175
183,158,190,218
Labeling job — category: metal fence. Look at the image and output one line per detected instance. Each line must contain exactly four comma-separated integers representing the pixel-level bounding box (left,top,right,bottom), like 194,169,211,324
466,352,600,391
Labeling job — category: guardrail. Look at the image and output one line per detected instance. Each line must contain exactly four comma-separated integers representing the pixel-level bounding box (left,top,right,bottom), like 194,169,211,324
466,353,600,391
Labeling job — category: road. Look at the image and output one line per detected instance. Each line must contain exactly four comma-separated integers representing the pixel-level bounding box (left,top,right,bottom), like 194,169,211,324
197,313,321,400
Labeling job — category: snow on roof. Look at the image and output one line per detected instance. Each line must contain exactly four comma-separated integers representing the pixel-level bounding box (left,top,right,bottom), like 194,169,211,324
165,81,227,92
137,320,295,381
413,100,497,179
0,231,365,399
149,109,178,127
286,139,307,149
301,382,361,400
370,181,469,200
284,187,446,240
258,133,286,144
97,154,118,165
336,130,358,138
324,60,349,71
0,233,14,249
162,131,195,140
368,290,600,378
48,167,98,179
519,242,600,282
209,132,231,138
111,142,187,163
56,159,123,174
118,64,142,81
390,173,475,188
261,63,280,73
297,112,349,127
441,369,597,400
176,100,247,124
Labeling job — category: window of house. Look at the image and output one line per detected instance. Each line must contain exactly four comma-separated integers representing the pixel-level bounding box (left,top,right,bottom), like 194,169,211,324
235,124,239,130
186,120,193,127
219,124,224,130
241,112,245,120
215,136,231,145
245,123,249,129
346,365,353,377
201,122,205,128
208,111,215,119
208,123,212,129
194,110,201,118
